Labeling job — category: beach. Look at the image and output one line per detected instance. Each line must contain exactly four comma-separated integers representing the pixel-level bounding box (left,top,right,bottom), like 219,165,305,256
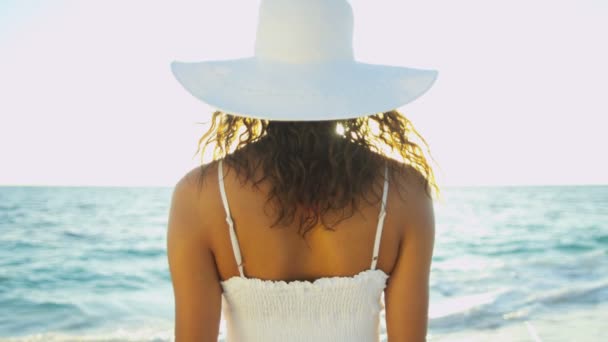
0,185,606,341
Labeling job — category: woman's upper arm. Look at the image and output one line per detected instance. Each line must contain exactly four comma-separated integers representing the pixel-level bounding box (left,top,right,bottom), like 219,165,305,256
167,171,222,342
384,180,436,342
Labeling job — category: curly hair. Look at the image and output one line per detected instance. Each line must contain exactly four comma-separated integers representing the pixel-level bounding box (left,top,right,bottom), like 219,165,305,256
193,109,440,240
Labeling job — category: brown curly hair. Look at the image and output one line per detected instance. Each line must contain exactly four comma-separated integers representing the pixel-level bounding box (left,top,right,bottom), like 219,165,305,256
193,109,440,240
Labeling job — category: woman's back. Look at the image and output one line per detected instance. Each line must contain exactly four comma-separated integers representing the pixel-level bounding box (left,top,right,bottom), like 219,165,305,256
215,159,394,341
211,159,402,284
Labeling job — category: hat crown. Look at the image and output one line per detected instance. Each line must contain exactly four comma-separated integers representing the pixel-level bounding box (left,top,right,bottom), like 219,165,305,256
254,0,354,64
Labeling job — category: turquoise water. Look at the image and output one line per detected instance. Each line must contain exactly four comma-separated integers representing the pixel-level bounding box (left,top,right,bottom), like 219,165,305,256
0,185,606,341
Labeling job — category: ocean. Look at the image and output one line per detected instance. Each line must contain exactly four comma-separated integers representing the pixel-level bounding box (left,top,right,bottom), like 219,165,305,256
0,185,606,341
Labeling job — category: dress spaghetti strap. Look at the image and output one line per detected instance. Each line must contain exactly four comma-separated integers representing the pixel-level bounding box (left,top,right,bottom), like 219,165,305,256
370,161,389,270
218,160,246,278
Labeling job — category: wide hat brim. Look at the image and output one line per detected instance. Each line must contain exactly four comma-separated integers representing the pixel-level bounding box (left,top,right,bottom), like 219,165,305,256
171,57,438,121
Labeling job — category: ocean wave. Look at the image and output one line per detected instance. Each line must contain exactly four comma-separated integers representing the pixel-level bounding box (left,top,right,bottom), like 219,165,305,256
428,278,608,333
0,326,173,342
428,288,523,331
523,280,608,306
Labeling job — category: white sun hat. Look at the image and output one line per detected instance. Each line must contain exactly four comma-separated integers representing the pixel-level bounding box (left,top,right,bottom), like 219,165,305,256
170,0,438,121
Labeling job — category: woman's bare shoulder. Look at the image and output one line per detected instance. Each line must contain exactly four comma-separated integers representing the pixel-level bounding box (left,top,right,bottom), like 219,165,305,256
387,162,435,236
170,162,223,236
389,162,433,203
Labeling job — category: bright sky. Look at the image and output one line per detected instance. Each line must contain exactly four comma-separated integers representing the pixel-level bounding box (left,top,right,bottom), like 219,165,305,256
0,0,606,187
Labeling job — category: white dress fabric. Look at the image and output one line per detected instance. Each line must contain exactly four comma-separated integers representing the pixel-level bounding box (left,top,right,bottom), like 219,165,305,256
217,160,390,341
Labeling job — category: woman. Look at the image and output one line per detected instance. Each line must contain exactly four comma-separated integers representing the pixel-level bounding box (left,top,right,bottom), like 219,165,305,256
167,0,439,341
